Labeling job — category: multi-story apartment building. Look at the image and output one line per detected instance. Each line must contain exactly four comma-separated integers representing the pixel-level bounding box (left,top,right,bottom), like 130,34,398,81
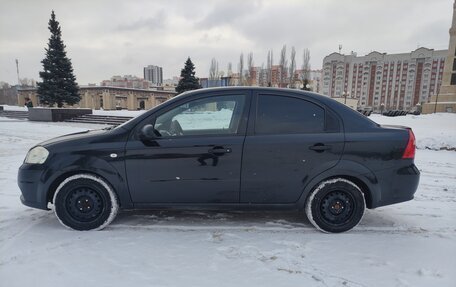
101,75,150,89
270,65,287,87
321,48,447,111
144,65,163,85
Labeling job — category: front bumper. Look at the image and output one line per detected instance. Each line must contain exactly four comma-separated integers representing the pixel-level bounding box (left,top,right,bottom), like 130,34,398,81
17,164,50,210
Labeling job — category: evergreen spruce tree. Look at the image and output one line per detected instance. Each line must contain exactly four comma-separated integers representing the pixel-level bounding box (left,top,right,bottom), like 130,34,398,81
37,11,80,107
176,57,201,94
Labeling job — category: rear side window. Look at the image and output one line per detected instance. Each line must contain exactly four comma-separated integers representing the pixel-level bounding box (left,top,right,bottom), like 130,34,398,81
255,95,325,134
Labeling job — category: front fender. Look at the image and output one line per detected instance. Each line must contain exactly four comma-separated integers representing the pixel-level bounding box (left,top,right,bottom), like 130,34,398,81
43,151,133,209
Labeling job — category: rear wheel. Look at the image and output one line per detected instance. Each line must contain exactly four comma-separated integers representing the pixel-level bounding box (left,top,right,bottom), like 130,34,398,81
305,178,365,233
53,174,119,230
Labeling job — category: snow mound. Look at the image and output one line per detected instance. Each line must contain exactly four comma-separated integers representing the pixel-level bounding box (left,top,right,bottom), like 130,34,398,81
370,113,456,151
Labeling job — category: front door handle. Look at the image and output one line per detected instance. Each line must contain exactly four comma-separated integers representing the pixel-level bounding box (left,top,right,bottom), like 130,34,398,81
208,146,232,155
309,144,331,152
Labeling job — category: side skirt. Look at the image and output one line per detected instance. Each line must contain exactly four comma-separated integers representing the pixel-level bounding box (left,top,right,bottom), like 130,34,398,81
128,203,300,211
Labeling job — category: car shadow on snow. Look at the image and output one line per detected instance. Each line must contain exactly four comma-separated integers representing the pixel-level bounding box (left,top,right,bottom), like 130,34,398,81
6,208,411,234
108,208,405,233
113,210,312,230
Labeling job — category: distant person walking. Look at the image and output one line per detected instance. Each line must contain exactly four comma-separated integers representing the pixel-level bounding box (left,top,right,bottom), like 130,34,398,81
24,98,33,109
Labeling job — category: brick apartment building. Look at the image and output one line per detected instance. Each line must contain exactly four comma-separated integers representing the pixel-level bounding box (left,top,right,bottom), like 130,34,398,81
321,48,447,111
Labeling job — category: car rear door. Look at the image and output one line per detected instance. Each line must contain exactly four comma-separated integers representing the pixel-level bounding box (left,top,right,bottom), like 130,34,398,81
240,91,344,204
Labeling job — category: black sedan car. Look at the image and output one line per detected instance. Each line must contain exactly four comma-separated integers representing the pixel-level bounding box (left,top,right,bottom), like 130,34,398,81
18,87,420,233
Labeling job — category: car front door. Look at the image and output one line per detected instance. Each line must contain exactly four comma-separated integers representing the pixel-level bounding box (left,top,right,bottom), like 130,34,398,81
240,92,344,204
125,91,250,204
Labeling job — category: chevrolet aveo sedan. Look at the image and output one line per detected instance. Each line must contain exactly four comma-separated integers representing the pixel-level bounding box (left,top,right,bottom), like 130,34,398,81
18,87,420,233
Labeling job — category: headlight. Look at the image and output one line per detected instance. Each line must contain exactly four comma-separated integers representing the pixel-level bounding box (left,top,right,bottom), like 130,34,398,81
24,146,49,164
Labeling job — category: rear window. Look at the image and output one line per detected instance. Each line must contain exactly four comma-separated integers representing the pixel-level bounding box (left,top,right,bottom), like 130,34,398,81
255,95,325,134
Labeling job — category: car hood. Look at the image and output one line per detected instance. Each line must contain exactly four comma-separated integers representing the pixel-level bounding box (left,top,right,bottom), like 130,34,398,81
38,129,108,148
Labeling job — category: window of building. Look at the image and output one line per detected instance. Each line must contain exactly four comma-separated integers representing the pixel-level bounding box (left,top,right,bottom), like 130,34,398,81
453,59,456,72
255,95,325,135
451,73,456,85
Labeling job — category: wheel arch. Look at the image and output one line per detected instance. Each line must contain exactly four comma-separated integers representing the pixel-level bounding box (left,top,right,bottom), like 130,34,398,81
47,170,126,208
298,160,379,209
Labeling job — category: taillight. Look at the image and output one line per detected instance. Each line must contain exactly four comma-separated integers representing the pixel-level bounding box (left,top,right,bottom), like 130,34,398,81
402,129,416,159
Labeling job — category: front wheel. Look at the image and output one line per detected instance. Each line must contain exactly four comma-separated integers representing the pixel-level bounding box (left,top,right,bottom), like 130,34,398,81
305,178,365,233
53,174,119,230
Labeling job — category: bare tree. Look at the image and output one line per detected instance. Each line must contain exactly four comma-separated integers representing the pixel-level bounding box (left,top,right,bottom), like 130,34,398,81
227,62,232,76
238,53,244,86
289,47,296,88
259,62,265,86
302,48,311,90
209,58,219,81
266,50,273,86
247,52,254,85
279,45,287,87
227,62,234,86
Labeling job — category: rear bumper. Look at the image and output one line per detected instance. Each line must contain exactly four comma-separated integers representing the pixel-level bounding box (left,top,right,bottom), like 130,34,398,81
370,164,420,208
17,164,50,210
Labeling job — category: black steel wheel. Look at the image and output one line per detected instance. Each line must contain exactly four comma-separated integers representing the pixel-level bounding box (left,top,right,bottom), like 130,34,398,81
53,174,119,230
305,178,365,233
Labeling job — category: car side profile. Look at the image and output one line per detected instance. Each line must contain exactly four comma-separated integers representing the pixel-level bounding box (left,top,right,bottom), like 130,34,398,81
18,87,420,233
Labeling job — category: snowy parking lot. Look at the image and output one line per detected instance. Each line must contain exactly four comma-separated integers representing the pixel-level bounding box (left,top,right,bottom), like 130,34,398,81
0,112,455,287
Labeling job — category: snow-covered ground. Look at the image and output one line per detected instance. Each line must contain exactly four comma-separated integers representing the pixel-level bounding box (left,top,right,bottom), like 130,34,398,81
93,109,145,117
0,113,455,286
1,104,29,111
2,104,146,117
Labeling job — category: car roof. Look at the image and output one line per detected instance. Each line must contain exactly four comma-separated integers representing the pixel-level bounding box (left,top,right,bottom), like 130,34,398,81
119,87,378,132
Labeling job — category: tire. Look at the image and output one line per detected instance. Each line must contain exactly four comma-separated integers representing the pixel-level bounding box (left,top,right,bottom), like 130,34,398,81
53,174,119,230
305,178,365,233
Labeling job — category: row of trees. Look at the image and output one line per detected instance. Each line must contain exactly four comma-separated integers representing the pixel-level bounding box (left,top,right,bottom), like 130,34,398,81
36,11,313,104
208,45,312,90
38,11,201,101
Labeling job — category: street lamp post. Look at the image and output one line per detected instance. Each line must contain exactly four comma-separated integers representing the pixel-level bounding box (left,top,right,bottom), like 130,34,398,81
344,91,349,105
433,92,439,114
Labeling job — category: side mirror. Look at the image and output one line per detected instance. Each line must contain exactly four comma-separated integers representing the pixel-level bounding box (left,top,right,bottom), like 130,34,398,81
139,124,157,140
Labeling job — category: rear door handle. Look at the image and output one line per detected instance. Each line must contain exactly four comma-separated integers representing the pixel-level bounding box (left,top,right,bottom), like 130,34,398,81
208,146,232,155
309,144,331,152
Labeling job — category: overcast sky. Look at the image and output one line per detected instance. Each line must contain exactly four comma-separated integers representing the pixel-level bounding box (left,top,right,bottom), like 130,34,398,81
0,0,453,85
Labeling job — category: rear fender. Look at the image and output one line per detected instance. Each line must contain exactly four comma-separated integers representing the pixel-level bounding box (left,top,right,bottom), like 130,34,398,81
297,160,379,209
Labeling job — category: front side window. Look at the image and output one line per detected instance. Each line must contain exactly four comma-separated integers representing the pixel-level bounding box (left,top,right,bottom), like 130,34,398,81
153,95,245,137
255,95,325,135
